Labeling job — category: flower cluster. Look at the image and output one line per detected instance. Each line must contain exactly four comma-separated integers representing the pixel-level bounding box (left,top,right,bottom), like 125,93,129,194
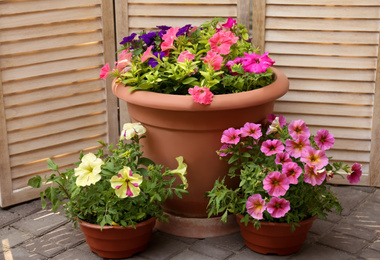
29,123,188,228
100,17,275,105
207,114,362,229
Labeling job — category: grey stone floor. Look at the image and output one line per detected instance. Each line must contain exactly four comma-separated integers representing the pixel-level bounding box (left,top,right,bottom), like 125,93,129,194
0,185,379,260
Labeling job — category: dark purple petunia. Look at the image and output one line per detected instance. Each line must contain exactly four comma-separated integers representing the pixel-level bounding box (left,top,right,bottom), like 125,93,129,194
148,52,165,68
120,33,137,45
157,30,167,38
140,32,157,46
156,25,171,30
177,24,191,36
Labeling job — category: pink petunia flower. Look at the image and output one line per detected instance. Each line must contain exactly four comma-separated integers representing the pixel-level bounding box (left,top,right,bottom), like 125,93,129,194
260,139,285,156
288,120,310,140
222,17,237,28
275,152,292,165
285,135,311,158
188,86,214,105
304,165,326,186
209,30,239,55
218,143,233,157
282,162,302,184
263,171,290,197
240,122,262,139
266,197,291,218
347,163,362,184
177,50,196,62
117,50,133,72
315,129,335,150
141,46,155,63
201,50,223,71
221,127,241,145
225,57,244,75
246,194,266,220
161,27,179,51
301,147,328,170
267,114,286,127
100,63,110,79
242,51,275,73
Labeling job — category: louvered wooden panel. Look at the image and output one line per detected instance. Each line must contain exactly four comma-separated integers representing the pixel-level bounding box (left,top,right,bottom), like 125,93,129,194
254,0,380,186
0,0,117,207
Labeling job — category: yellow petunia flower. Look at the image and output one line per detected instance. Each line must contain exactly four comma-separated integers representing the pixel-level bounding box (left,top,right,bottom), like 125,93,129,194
110,166,143,198
74,153,104,187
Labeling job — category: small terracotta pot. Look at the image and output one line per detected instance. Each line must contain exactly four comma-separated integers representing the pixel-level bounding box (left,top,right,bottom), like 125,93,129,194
78,217,157,259
236,214,317,255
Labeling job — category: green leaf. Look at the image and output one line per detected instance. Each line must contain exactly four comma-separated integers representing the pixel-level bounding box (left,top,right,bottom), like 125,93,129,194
28,175,42,188
47,159,59,172
40,192,47,209
138,157,155,167
182,77,197,85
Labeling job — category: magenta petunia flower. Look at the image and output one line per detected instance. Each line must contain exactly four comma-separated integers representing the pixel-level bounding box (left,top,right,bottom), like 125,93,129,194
242,51,275,74
177,50,196,62
240,122,262,139
275,152,292,165
246,194,266,220
260,139,285,156
315,129,335,150
141,46,155,63
282,162,302,184
161,27,179,51
288,120,310,140
222,17,237,28
100,63,110,79
285,135,311,158
266,197,290,218
201,50,223,71
221,127,241,145
347,163,362,184
188,86,214,105
301,147,328,170
304,165,326,186
209,30,239,55
263,171,290,197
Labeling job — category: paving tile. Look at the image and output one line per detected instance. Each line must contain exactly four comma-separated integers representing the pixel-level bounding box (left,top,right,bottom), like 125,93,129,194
159,230,199,245
203,232,245,252
289,244,353,260
50,248,102,260
359,248,380,259
369,238,380,252
0,227,33,252
170,249,218,260
330,185,370,216
0,209,20,228
139,231,189,260
189,240,233,259
12,209,68,237
344,201,380,232
23,237,65,258
228,247,290,260
309,219,335,236
7,198,43,217
369,189,380,204
0,247,45,260
352,186,377,194
318,231,368,254
39,223,85,248
334,223,377,241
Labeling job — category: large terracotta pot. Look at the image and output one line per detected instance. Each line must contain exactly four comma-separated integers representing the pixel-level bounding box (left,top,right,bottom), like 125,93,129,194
236,214,317,255
78,217,156,259
113,68,289,237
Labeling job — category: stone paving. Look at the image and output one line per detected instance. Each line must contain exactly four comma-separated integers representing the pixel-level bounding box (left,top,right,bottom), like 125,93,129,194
0,185,379,260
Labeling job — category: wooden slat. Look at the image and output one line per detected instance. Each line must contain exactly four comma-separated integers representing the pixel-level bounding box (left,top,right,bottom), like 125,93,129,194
266,6,380,19
128,17,225,29
127,4,237,17
332,139,371,152
326,150,370,163
267,0,380,5
252,0,266,51
128,0,237,3
305,126,372,140
0,6,101,29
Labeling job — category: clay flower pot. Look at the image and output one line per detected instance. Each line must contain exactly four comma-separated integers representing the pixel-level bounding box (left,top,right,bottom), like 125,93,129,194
78,217,157,259
113,68,289,237
236,214,317,255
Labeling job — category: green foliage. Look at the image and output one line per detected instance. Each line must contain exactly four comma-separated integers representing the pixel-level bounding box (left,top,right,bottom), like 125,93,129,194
28,130,188,229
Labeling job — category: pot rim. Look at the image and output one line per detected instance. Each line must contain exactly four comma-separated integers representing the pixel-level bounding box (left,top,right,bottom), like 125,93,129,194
112,67,289,112
236,214,318,227
78,217,157,230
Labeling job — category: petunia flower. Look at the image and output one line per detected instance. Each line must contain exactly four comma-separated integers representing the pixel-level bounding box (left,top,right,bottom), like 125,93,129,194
139,32,157,46
188,85,214,104
177,24,191,36
267,114,286,127
288,120,310,140
260,139,285,156
201,50,223,71
263,171,290,197
177,50,196,62
240,122,262,139
217,143,233,157
120,33,137,45
120,122,146,140
117,50,133,72
221,127,241,145
209,30,238,55
315,129,335,150
242,51,275,73
266,197,291,218
266,116,285,135
141,46,155,63
347,163,362,184
168,156,188,189
282,162,302,184
74,153,104,187
147,52,165,68
99,63,110,79
275,152,292,165
285,135,311,158
225,57,244,75
300,147,328,170
110,166,143,198
161,27,179,51
304,165,326,186
246,194,266,220
222,17,237,28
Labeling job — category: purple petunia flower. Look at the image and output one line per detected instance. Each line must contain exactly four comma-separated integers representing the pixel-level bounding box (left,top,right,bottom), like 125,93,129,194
148,52,165,68
177,24,191,36
156,25,171,30
120,33,137,45
140,32,157,46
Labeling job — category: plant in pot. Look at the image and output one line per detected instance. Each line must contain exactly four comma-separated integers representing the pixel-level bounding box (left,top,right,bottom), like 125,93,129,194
28,122,188,259
206,114,362,255
100,17,289,237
